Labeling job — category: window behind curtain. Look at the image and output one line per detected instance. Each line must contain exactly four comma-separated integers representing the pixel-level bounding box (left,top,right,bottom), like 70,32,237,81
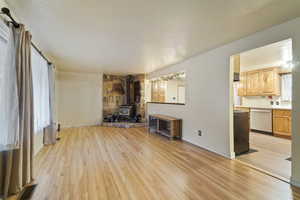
0,20,19,150
0,23,9,149
31,47,50,133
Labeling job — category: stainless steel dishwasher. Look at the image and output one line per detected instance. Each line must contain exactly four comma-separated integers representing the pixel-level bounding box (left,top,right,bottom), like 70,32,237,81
250,109,272,133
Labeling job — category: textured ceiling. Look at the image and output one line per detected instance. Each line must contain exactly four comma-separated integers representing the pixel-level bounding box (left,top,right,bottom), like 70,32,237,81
6,0,300,74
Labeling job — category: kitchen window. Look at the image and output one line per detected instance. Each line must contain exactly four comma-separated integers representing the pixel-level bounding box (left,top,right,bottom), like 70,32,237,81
281,74,292,102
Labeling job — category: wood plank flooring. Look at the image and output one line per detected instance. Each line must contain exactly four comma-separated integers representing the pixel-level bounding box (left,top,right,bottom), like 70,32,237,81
28,127,300,200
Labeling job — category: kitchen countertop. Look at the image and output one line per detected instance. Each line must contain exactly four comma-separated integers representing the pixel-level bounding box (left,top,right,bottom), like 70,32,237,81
235,106,292,110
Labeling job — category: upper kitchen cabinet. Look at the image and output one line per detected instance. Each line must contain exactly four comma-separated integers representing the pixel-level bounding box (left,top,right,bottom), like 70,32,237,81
246,70,261,96
261,67,280,96
238,72,247,96
238,67,281,96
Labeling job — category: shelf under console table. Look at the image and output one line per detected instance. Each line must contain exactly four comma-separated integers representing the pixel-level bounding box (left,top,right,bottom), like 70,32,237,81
148,114,182,140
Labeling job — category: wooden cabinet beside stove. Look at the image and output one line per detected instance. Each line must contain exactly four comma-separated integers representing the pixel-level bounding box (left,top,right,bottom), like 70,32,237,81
273,109,291,138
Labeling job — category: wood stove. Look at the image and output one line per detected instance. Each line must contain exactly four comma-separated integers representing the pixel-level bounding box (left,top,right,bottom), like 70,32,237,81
119,105,135,118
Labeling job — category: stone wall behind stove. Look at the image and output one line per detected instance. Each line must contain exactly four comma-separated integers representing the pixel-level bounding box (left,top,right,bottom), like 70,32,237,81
103,75,126,117
103,74,146,121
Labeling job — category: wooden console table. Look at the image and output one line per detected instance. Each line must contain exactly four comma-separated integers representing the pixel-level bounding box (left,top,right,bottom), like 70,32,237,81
148,114,182,139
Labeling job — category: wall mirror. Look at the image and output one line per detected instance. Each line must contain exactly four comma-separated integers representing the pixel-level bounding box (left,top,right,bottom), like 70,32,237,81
149,71,186,105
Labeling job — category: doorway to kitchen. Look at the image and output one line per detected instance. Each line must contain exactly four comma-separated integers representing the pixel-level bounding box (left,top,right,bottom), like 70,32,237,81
230,39,293,181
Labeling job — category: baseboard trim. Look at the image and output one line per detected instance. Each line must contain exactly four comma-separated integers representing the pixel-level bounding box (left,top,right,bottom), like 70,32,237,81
182,138,232,159
60,123,102,129
251,129,273,135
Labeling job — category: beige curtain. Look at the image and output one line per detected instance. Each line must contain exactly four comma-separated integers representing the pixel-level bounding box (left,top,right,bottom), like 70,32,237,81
0,24,34,199
43,64,57,145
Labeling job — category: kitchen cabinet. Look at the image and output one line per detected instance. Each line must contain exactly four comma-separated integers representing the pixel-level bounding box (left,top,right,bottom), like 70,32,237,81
238,72,247,96
273,109,291,138
238,67,280,96
261,68,280,95
246,71,261,96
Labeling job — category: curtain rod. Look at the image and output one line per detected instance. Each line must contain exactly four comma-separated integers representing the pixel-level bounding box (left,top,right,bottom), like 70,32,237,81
31,42,52,65
0,7,53,65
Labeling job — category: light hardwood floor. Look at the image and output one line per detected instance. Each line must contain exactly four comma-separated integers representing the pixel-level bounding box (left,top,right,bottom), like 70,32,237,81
237,132,291,180
26,127,300,199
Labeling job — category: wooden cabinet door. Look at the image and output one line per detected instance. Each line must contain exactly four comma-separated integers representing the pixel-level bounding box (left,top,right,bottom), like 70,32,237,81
261,69,275,94
273,110,292,137
261,67,280,96
246,71,261,96
288,117,292,134
273,116,290,136
243,67,280,96
261,68,280,95
238,72,247,96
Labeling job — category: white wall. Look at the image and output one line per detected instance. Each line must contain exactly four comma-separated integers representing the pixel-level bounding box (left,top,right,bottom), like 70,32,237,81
56,71,103,128
147,17,300,185
241,95,292,109
0,0,8,11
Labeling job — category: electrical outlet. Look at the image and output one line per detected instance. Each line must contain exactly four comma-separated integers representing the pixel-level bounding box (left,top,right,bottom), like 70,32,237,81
198,130,202,136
